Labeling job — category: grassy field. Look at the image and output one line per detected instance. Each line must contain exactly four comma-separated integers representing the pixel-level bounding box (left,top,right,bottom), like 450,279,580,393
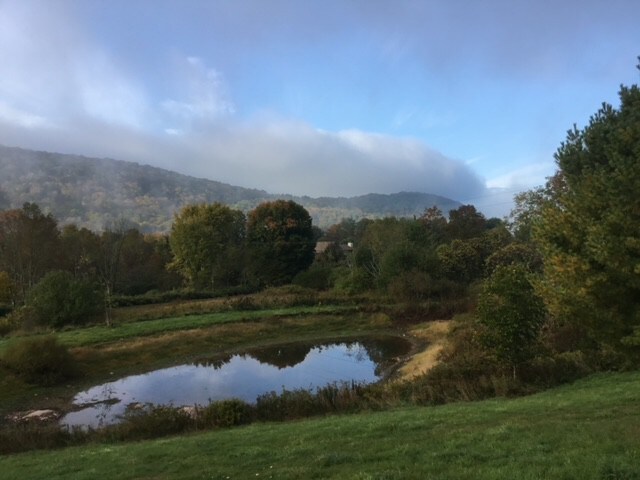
0,305,358,353
1,371,639,479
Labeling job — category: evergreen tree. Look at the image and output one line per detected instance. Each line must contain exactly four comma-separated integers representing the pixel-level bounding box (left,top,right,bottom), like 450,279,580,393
535,70,640,349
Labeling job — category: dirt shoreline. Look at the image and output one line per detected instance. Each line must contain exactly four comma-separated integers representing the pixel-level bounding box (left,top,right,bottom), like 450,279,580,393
396,320,451,382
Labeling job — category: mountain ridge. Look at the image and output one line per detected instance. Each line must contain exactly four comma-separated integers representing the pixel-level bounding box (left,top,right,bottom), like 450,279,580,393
0,144,461,231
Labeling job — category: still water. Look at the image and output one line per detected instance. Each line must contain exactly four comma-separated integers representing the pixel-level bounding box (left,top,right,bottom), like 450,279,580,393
61,336,410,428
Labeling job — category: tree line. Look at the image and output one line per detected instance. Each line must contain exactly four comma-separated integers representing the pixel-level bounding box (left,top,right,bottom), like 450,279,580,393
0,199,317,328
0,187,520,329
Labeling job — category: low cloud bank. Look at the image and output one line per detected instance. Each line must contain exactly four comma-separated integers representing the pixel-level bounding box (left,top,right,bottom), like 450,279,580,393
0,116,486,201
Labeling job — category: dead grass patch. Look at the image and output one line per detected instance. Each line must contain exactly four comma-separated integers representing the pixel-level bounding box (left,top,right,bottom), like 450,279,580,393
397,320,452,381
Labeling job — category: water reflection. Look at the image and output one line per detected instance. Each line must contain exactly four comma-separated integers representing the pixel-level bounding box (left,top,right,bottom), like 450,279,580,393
61,336,410,429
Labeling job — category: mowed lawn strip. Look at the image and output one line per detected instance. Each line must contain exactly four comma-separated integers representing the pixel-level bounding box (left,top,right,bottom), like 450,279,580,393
0,305,354,352
2,371,639,479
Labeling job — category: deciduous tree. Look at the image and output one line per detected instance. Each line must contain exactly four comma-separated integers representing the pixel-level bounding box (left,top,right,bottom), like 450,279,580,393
95,220,128,326
0,203,60,303
170,203,246,289
478,265,546,378
0,271,13,305
246,200,315,286
447,204,486,240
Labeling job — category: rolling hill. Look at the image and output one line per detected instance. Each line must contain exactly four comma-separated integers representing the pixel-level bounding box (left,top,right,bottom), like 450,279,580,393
0,145,461,231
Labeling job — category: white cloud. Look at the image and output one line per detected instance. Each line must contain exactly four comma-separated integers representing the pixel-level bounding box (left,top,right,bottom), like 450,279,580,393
0,1,489,203
0,110,487,201
471,188,520,219
161,55,235,130
474,161,558,218
486,161,556,190
155,120,485,199
0,102,50,129
0,0,149,130
75,52,149,128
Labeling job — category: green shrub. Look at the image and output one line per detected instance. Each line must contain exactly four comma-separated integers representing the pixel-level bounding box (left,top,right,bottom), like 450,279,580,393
3,306,39,331
255,383,371,421
111,285,257,307
199,399,254,428
224,295,258,311
521,352,591,387
260,284,313,296
256,389,318,421
0,423,83,455
333,268,373,295
388,270,433,302
2,335,78,385
27,271,102,327
251,285,318,308
292,265,333,290
313,382,370,413
0,315,17,336
106,405,194,441
0,270,14,304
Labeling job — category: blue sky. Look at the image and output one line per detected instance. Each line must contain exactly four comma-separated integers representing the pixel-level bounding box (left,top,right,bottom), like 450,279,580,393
0,0,638,217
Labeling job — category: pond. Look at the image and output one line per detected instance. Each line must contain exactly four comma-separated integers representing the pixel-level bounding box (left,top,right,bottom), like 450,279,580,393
60,335,411,429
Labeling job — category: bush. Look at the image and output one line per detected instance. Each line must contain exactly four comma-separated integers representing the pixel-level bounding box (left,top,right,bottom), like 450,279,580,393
224,295,259,311
106,405,194,441
292,265,334,290
199,399,254,428
256,389,318,421
391,297,471,324
403,361,518,405
520,352,591,387
260,284,313,296
3,306,39,331
255,383,371,421
333,268,373,295
388,270,433,303
0,313,19,336
0,270,14,304
251,285,318,308
2,335,78,385
27,271,102,327
0,423,83,455
111,285,257,307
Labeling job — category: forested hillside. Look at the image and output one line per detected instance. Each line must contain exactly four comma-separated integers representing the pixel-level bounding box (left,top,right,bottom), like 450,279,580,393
0,145,460,231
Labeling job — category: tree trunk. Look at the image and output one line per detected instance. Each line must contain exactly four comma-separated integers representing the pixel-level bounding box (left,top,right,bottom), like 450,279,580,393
104,284,113,327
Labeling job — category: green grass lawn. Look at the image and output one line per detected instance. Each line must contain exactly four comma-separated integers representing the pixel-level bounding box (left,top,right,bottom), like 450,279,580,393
2,371,639,479
0,305,355,353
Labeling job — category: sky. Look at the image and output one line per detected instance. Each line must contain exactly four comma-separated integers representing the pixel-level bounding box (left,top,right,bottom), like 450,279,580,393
0,0,639,217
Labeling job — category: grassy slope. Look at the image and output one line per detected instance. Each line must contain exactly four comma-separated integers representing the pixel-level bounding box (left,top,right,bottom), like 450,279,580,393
2,371,639,479
0,305,356,353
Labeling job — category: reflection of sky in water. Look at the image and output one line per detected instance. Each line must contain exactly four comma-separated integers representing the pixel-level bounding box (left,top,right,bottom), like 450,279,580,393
61,343,378,429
